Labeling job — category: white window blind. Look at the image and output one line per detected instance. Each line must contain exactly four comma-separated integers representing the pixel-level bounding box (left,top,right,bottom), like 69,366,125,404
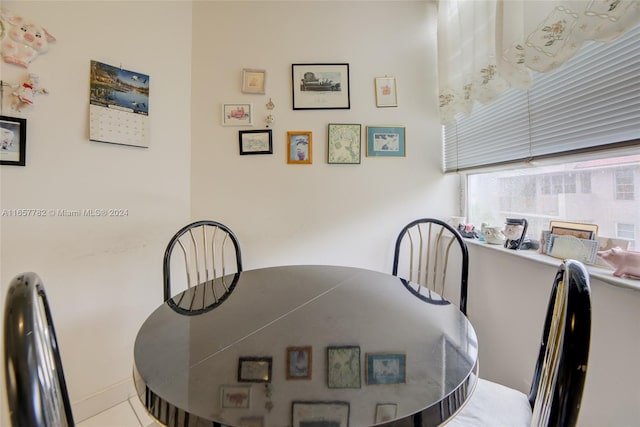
443,24,640,173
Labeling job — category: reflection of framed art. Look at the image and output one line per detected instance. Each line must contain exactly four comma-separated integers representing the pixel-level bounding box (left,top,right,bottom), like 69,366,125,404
222,103,253,126
375,77,398,107
292,63,350,110
292,401,350,427
0,116,26,166
238,357,272,383
366,126,406,157
242,68,266,94
287,131,312,164
327,346,361,389
366,353,406,385
221,385,251,408
328,123,361,164
375,403,398,423
287,346,312,380
239,129,273,155
239,417,264,427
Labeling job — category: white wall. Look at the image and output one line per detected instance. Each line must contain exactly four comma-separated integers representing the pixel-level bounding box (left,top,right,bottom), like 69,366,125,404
467,243,640,427
0,1,192,423
190,1,458,272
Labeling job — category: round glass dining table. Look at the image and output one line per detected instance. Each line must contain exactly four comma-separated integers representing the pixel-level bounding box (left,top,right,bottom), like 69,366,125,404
133,265,478,427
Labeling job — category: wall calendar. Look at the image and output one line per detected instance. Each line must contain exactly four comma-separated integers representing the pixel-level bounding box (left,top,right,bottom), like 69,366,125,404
89,60,150,148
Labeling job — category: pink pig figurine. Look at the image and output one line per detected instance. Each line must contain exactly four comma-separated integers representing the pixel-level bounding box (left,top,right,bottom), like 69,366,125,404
0,8,56,68
597,247,640,279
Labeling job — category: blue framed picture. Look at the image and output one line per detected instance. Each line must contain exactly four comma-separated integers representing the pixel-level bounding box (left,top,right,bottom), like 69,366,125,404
366,352,406,385
366,126,406,157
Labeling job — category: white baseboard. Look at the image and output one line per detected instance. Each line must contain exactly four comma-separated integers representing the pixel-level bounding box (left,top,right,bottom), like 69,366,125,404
72,377,136,423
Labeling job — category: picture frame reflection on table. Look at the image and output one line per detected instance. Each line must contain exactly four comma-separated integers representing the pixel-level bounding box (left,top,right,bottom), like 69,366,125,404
292,401,350,427
375,403,398,423
0,115,26,166
287,346,312,380
220,385,251,408
327,345,361,388
366,352,406,385
238,357,272,383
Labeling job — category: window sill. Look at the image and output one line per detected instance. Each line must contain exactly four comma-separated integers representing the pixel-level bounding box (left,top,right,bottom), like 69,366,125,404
464,238,640,292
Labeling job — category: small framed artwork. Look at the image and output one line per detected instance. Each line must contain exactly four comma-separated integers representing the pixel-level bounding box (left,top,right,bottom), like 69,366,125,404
292,401,350,427
292,63,350,110
375,77,398,107
222,103,253,126
375,403,398,423
327,346,361,389
220,385,251,408
366,353,406,385
366,126,406,157
0,115,27,166
239,129,273,155
328,123,361,165
242,68,266,94
287,346,312,380
238,357,272,383
287,131,312,164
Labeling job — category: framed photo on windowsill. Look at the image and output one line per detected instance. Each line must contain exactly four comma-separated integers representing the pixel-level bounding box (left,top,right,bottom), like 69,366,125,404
0,116,26,166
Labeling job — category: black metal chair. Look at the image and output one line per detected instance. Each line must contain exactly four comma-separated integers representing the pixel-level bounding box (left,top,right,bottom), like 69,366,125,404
447,259,592,427
4,272,75,427
392,218,469,315
163,220,243,314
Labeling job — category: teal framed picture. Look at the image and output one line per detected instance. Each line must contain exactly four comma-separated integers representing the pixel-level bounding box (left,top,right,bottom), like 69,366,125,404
366,126,405,157
365,352,406,385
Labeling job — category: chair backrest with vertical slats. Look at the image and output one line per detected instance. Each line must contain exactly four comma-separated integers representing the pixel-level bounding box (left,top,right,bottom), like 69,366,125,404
163,220,243,314
392,218,469,315
4,272,75,427
529,259,591,427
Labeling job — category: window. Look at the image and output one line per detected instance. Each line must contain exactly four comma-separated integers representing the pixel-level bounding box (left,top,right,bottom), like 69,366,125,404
617,223,636,250
615,168,635,201
467,154,640,244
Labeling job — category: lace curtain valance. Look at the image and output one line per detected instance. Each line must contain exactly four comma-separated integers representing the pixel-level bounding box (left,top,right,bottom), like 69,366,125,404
438,0,640,124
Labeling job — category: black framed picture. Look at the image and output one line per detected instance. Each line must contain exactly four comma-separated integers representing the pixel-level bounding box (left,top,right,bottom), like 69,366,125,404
292,63,350,110
239,129,273,155
0,115,27,166
238,357,272,383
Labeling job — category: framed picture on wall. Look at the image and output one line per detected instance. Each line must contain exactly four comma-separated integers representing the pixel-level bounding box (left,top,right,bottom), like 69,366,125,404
374,76,398,107
287,131,312,164
291,63,350,110
222,103,253,126
0,115,26,166
366,126,406,157
286,346,312,380
239,129,273,155
328,123,361,164
242,68,266,94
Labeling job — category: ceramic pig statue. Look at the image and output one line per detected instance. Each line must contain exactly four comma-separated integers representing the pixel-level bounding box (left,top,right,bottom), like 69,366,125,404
0,8,56,68
597,247,640,279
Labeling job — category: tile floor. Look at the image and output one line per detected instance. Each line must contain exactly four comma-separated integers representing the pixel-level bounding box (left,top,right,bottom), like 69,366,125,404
77,397,157,427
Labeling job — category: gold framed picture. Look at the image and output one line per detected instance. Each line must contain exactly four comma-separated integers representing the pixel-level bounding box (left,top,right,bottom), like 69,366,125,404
287,131,312,164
